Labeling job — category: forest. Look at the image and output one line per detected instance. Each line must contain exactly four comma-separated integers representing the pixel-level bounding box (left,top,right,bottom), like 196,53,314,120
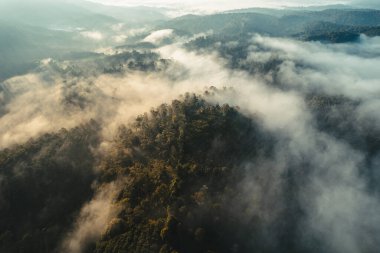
1,0,380,252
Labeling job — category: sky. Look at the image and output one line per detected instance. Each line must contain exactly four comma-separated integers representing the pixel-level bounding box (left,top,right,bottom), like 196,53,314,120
87,0,380,12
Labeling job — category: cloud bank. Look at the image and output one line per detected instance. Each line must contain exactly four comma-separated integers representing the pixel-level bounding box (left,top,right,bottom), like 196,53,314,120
1,29,380,252
143,29,174,44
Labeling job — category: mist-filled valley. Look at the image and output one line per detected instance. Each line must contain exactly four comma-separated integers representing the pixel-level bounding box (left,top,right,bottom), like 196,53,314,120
1,0,380,253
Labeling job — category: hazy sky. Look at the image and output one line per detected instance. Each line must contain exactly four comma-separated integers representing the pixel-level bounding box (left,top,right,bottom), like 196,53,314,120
88,0,379,12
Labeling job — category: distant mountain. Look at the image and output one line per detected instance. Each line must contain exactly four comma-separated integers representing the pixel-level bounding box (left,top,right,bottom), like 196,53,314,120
0,0,119,30
308,9,380,26
2,2,380,81
225,4,353,16
0,21,88,81
0,0,169,31
74,2,169,25
161,8,380,43
161,13,283,36
0,0,173,81
0,0,119,81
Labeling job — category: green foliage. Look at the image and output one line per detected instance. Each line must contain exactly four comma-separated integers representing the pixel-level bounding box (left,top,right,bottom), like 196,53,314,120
95,94,273,253
41,50,170,80
0,120,100,253
101,51,170,74
2,93,378,253
163,9,380,40
186,34,284,76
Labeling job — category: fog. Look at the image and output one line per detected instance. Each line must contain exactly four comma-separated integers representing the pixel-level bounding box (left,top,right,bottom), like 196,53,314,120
60,182,121,253
1,22,380,252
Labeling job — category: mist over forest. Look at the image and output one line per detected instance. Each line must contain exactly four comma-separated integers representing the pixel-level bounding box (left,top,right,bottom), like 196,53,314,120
1,0,380,253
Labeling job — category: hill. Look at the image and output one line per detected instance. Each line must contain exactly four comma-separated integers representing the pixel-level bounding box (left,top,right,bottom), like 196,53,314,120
0,121,100,253
160,9,380,42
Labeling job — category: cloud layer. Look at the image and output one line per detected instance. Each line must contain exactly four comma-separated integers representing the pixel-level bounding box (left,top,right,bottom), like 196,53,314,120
1,28,380,252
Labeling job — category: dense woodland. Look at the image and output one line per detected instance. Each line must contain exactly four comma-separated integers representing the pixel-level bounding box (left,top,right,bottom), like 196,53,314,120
1,1,380,252
0,95,274,253
0,121,100,253
94,94,276,253
3,92,378,252
0,93,301,253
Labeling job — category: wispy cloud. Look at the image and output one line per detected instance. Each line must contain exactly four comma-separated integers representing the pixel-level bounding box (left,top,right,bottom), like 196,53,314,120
143,29,174,44
2,28,380,252
81,31,104,41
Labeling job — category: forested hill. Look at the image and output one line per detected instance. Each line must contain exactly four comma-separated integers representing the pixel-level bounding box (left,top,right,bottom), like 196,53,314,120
0,94,278,253
1,1,380,252
94,94,279,253
1,89,380,253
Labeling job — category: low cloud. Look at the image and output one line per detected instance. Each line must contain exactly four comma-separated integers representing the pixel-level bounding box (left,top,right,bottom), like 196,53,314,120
81,31,104,41
1,29,380,252
112,34,127,43
143,29,174,44
60,182,121,253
